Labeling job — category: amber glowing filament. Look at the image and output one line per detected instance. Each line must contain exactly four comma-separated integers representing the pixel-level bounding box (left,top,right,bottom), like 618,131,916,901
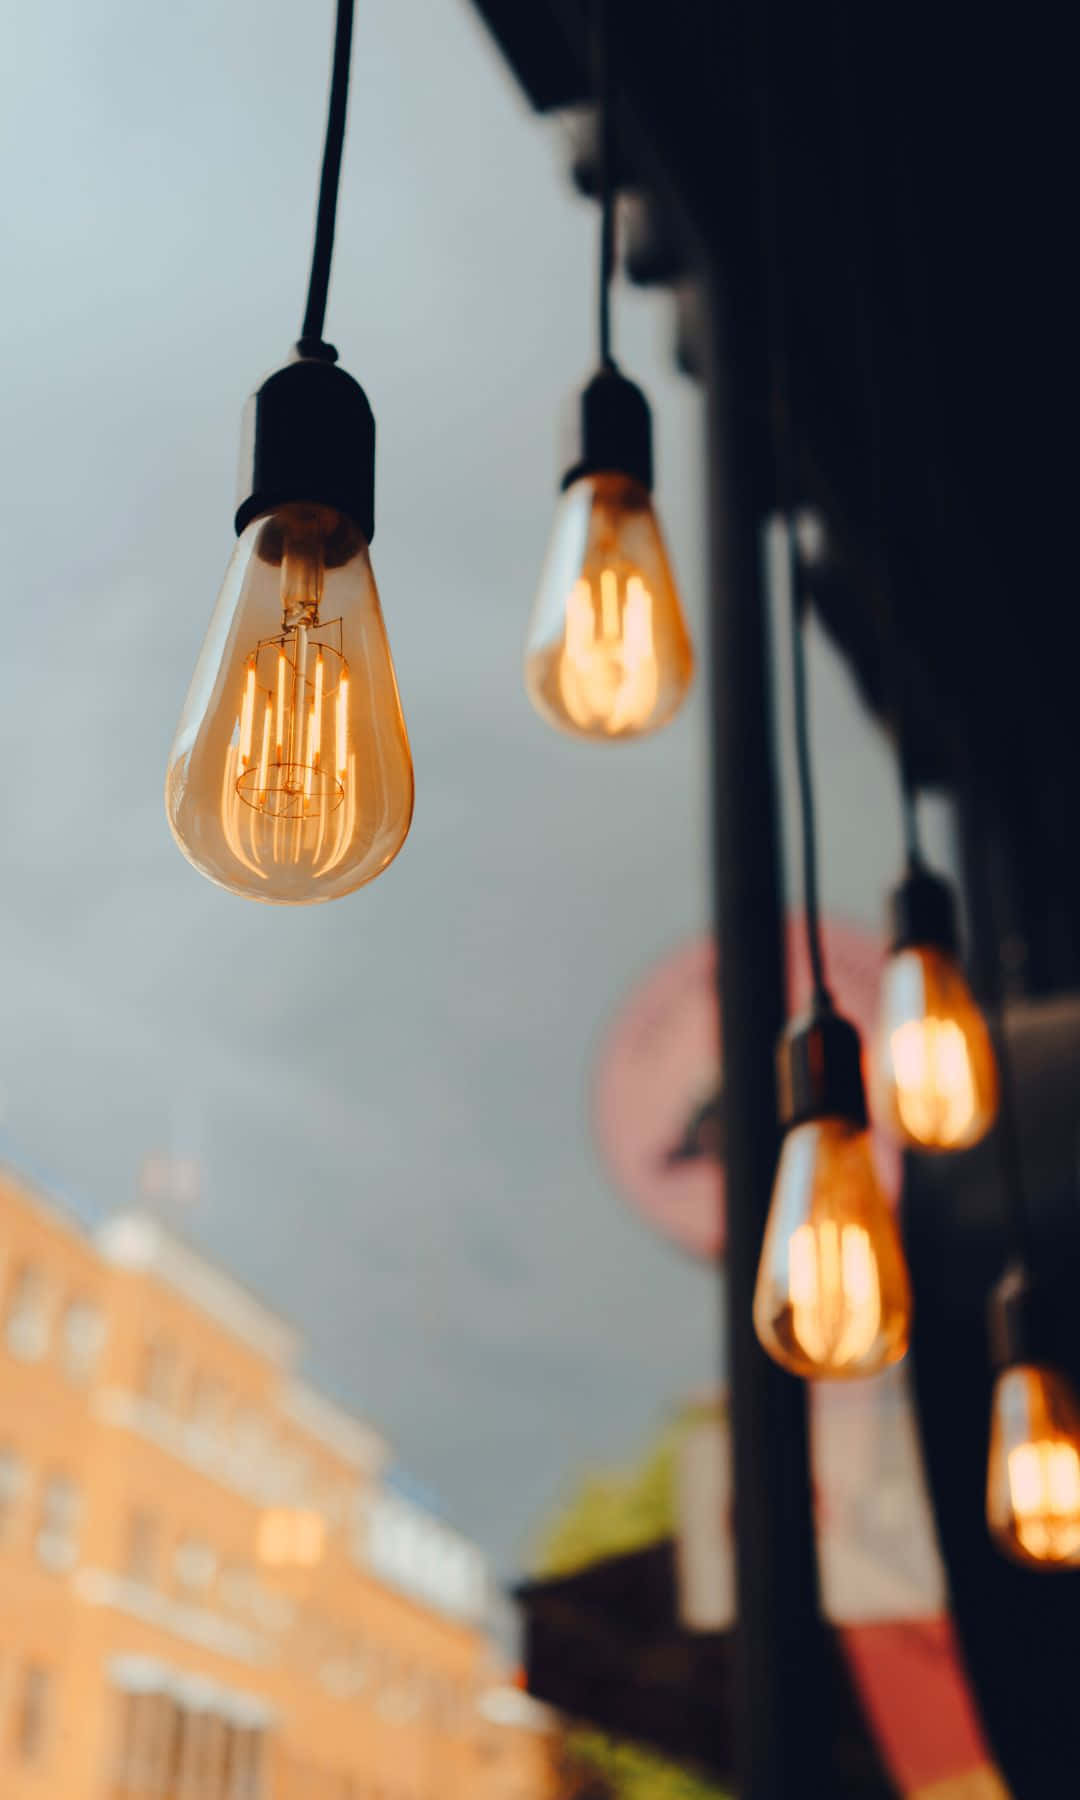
256,699,272,805
336,669,350,781
988,1361,1080,1566
559,568,660,734
788,1219,882,1369
238,660,257,769
888,1018,977,1145
275,649,288,764
753,1118,911,1380
231,626,347,831
873,943,998,1152
1008,1441,1080,1561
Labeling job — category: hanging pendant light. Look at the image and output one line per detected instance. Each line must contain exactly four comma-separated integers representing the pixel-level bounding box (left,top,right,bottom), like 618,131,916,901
986,1264,1080,1568
872,778,998,1150
523,0,694,741
752,518,912,1380
754,1002,912,1379
979,986,1080,1568
165,0,413,904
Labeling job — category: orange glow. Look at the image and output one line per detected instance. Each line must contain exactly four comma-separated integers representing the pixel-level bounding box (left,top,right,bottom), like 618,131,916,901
166,505,413,904
238,659,256,767
873,946,998,1151
336,667,350,779
987,1364,1080,1566
753,1118,911,1379
525,473,693,740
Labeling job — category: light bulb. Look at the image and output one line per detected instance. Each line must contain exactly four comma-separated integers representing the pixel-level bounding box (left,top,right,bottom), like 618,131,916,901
753,1009,912,1379
166,356,413,904
987,1365,1080,1567
872,867,998,1151
525,371,693,740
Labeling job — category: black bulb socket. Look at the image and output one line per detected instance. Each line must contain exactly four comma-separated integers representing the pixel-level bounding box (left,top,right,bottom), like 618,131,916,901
776,1004,868,1133
235,351,376,547
988,1262,1059,1371
888,864,959,957
560,366,653,494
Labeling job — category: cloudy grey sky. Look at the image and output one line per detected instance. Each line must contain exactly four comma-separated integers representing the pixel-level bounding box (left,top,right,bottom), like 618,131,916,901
0,0,954,1578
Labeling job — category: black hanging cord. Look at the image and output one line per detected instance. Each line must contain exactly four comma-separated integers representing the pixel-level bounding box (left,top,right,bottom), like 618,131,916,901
991,1002,1034,1271
788,531,832,1012
298,0,356,359
593,0,616,370
977,832,1035,1269
751,0,831,1014
899,763,922,868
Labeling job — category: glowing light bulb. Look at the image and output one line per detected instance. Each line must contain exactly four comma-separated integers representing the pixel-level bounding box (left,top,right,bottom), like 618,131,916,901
166,358,412,903
987,1364,1080,1567
873,869,998,1151
754,1009,912,1380
525,372,693,740
754,1118,912,1378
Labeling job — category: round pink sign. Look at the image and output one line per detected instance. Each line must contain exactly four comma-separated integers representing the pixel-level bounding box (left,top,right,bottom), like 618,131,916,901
592,918,898,1261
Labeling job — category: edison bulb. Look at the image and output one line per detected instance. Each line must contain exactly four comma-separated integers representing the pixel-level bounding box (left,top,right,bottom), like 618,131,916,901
753,1118,912,1379
166,502,413,904
873,946,998,1151
987,1363,1080,1567
525,472,693,739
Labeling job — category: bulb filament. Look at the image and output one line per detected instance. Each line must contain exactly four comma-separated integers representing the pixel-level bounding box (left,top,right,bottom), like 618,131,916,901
889,1017,978,1146
232,628,348,822
215,532,360,883
1007,1439,1080,1561
788,1219,882,1370
559,568,660,734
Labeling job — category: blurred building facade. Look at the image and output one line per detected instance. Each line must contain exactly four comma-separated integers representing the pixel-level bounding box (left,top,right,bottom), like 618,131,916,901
0,1168,557,1800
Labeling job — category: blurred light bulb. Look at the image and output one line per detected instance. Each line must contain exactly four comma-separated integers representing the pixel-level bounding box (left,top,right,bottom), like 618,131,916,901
754,1007,912,1380
525,473,692,738
874,948,998,1149
754,1117,912,1379
987,1364,1080,1567
525,371,692,740
873,868,998,1151
167,502,412,903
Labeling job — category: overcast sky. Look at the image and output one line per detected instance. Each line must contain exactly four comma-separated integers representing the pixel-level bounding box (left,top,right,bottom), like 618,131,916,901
0,0,955,1580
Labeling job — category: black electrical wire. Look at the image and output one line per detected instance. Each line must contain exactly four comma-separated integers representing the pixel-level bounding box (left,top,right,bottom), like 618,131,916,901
899,766,922,868
750,0,832,1014
593,0,616,370
975,830,1036,1269
992,1003,1035,1271
788,532,832,1012
298,0,356,358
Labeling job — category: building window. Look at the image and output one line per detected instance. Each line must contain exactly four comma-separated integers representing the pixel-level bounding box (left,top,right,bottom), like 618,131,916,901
60,1297,105,1382
36,1474,81,1572
140,1336,180,1408
124,1509,159,1586
13,1664,52,1761
188,1372,228,1435
4,1266,50,1362
173,1537,217,1595
0,1445,27,1541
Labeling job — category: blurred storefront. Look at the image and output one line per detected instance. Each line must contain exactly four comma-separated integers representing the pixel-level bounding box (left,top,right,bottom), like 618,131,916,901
0,1168,558,1800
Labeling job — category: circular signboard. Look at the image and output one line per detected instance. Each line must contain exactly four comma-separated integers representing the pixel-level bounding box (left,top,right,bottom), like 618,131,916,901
592,917,898,1260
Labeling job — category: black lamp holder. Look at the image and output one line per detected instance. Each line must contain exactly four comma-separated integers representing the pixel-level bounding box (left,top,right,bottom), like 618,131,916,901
889,861,960,957
775,1001,868,1134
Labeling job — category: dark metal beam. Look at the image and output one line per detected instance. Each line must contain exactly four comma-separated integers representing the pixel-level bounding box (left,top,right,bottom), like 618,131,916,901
705,265,833,1796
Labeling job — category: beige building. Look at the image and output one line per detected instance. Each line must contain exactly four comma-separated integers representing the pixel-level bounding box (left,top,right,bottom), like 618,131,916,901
0,1165,558,1800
